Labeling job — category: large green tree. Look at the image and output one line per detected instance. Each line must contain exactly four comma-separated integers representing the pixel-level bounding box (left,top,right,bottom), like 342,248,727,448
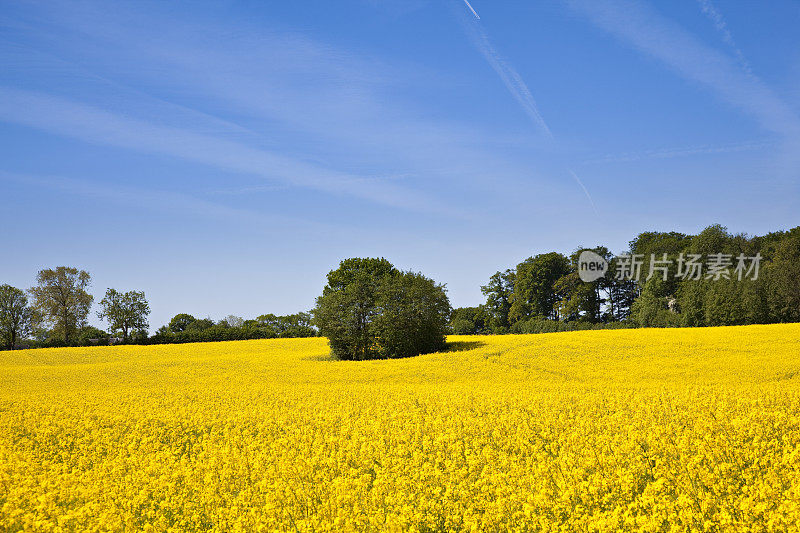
97,288,151,340
322,257,396,295
555,247,612,323
766,233,800,322
509,252,571,322
480,269,515,332
0,284,36,350
314,258,397,360
628,231,691,299
371,272,450,358
29,267,93,344
596,249,637,321
313,258,450,360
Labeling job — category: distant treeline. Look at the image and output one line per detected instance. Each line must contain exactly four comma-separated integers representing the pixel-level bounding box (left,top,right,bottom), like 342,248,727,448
2,311,318,350
149,312,318,344
0,267,318,350
450,224,800,334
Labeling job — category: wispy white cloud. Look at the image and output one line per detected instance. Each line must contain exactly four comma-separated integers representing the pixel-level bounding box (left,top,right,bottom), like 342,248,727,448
583,139,774,164
0,87,450,214
566,0,800,141
0,169,498,268
0,1,545,214
207,184,290,196
0,170,337,236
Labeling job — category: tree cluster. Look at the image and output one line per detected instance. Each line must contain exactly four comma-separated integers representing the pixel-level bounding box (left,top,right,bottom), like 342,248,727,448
453,225,800,334
313,258,450,360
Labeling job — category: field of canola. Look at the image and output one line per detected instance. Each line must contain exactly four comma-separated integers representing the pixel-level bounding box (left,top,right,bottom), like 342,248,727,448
1,324,800,531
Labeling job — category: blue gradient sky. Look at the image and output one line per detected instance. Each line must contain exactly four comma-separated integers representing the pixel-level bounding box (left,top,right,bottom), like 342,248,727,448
2,0,799,329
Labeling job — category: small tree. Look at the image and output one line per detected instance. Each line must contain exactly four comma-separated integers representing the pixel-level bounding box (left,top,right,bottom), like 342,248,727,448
0,284,36,350
29,267,93,344
97,289,150,340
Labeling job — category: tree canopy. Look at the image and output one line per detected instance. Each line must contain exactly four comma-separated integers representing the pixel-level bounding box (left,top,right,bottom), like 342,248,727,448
0,285,36,350
313,258,450,360
97,288,151,340
28,267,93,343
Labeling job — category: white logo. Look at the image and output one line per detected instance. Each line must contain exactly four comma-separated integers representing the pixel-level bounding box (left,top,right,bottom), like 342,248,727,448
578,250,608,282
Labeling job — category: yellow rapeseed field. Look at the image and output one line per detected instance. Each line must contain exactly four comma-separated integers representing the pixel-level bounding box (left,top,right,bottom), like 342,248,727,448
1,324,800,531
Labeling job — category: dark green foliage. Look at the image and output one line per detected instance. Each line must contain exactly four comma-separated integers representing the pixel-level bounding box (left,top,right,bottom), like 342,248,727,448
480,270,514,332
77,326,111,346
314,258,396,360
630,277,680,328
629,231,691,300
371,272,450,358
188,318,215,331
254,312,317,338
168,314,197,333
0,284,36,350
604,255,638,321
4,225,800,350
485,224,799,333
555,247,609,322
765,233,800,322
323,257,397,295
509,252,571,322
150,312,318,345
450,306,490,334
28,266,93,344
313,258,450,360
97,288,150,340
510,317,635,334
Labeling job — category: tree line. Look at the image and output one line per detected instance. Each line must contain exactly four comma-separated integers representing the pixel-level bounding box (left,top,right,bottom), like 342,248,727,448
452,224,800,334
0,266,317,350
3,224,798,351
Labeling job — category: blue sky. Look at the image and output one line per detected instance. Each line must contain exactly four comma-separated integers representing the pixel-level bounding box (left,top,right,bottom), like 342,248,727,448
2,0,799,329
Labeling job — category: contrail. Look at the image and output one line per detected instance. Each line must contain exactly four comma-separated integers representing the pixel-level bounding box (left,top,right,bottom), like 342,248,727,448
569,169,598,215
465,20,553,138
697,0,752,76
462,0,480,19
456,1,597,212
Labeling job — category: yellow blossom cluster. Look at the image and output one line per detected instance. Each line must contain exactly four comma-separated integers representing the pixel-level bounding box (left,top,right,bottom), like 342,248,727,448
2,324,800,531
